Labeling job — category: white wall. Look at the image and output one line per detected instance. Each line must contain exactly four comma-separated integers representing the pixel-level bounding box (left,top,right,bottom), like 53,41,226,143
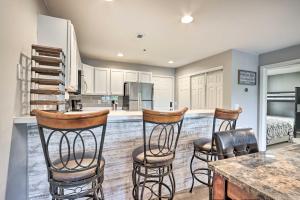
231,50,259,133
0,0,47,198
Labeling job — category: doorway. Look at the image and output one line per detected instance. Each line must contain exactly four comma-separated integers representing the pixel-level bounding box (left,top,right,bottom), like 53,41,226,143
259,59,300,151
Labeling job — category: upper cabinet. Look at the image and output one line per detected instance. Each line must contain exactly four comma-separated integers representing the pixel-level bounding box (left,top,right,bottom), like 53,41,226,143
82,64,94,94
139,72,152,83
37,15,81,92
94,68,110,95
110,69,125,95
124,70,139,82
80,65,153,95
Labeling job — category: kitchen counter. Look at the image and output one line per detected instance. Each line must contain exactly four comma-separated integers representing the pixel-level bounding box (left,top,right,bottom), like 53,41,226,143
13,109,214,124
209,144,300,200
9,108,215,199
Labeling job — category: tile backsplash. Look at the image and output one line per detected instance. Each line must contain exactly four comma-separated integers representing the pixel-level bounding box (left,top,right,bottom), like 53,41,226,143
81,95,123,108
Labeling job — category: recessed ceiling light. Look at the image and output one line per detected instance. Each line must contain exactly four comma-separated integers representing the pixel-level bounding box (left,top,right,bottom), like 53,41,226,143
168,60,174,64
117,52,124,57
181,15,194,24
105,0,113,2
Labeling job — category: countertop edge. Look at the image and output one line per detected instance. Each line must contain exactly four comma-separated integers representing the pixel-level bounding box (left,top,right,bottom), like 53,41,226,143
13,110,214,124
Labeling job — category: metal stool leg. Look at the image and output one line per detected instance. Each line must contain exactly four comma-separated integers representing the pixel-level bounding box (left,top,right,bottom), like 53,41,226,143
189,149,196,193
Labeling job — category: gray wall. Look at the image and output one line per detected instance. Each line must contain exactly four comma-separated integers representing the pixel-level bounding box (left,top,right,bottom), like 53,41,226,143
82,58,175,77
231,50,259,132
0,0,48,198
267,72,300,117
259,44,300,66
268,72,300,92
175,50,233,108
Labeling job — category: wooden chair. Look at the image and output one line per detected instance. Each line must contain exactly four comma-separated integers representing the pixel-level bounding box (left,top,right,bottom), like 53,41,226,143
189,107,242,198
34,109,109,200
132,107,188,200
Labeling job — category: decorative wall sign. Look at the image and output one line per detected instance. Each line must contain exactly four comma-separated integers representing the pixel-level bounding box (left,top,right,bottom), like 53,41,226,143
238,70,256,85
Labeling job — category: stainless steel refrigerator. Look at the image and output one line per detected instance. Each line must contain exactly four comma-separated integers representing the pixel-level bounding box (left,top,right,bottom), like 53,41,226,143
123,82,153,111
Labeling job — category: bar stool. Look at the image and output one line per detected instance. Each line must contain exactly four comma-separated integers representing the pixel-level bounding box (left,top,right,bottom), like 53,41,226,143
132,107,188,200
189,107,242,196
34,109,109,200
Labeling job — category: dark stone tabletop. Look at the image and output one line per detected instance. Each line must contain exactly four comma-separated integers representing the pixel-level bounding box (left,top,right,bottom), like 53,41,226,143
208,144,300,200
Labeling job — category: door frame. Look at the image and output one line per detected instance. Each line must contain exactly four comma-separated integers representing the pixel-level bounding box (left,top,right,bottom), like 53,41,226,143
259,59,300,151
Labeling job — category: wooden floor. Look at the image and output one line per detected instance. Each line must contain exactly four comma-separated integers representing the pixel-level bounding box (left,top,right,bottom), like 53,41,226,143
174,186,209,200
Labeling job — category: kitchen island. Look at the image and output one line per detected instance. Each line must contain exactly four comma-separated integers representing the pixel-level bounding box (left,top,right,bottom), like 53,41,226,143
209,144,300,200
10,109,214,200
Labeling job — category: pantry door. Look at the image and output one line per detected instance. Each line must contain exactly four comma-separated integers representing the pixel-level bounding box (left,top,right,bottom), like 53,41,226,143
191,74,206,109
153,76,174,111
206,70,223,109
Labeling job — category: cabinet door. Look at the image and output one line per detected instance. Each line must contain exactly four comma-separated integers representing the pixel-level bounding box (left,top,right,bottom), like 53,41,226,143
139,72,152,83
110,69,124,95
68,22,78,92
124,71,138,82
82,64,94,94
94,68,110,95
177,76,190,109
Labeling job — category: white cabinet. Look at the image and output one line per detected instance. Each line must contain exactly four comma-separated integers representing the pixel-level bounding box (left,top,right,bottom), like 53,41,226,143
110,69,125,95
139,72,152,83
153,76,174,111
82,64,94,94
177,76,191,109
68,23,79,92
38,15,81,92
94,68,110,95
124,70,139,82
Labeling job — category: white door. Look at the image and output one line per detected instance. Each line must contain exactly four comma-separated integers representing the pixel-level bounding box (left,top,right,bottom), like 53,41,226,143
153,76,174,111
206,70,223,109
177,76,190,109
139,72,152,83
124,71,138,82
94,68,110,95
82,64,94,94
191,74,206,109
110,69,124,95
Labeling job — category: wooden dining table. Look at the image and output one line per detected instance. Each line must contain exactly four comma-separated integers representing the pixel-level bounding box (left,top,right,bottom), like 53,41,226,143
208,144,300,200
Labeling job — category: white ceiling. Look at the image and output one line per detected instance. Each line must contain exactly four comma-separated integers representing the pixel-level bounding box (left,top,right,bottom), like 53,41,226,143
44,0,300,68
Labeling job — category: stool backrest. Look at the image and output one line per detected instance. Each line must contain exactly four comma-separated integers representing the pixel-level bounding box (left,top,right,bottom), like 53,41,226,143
34,109,109,179
142,107,188,163
214,128,259,160
212,107,242,133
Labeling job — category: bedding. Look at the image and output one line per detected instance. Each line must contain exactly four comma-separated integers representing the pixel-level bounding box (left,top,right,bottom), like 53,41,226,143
266,115,294,145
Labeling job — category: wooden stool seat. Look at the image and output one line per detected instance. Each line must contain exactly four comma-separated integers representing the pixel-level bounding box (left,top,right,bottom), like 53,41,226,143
52,156,105,182
132,145,174,167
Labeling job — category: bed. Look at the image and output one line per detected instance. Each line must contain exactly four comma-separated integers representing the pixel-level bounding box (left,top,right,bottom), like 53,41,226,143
266,115,294,145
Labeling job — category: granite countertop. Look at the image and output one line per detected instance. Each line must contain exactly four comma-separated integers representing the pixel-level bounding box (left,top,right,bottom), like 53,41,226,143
13,108,214,124
209,144,300,200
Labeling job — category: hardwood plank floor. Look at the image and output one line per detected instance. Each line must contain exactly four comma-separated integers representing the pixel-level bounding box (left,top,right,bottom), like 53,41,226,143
174,187,209,200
